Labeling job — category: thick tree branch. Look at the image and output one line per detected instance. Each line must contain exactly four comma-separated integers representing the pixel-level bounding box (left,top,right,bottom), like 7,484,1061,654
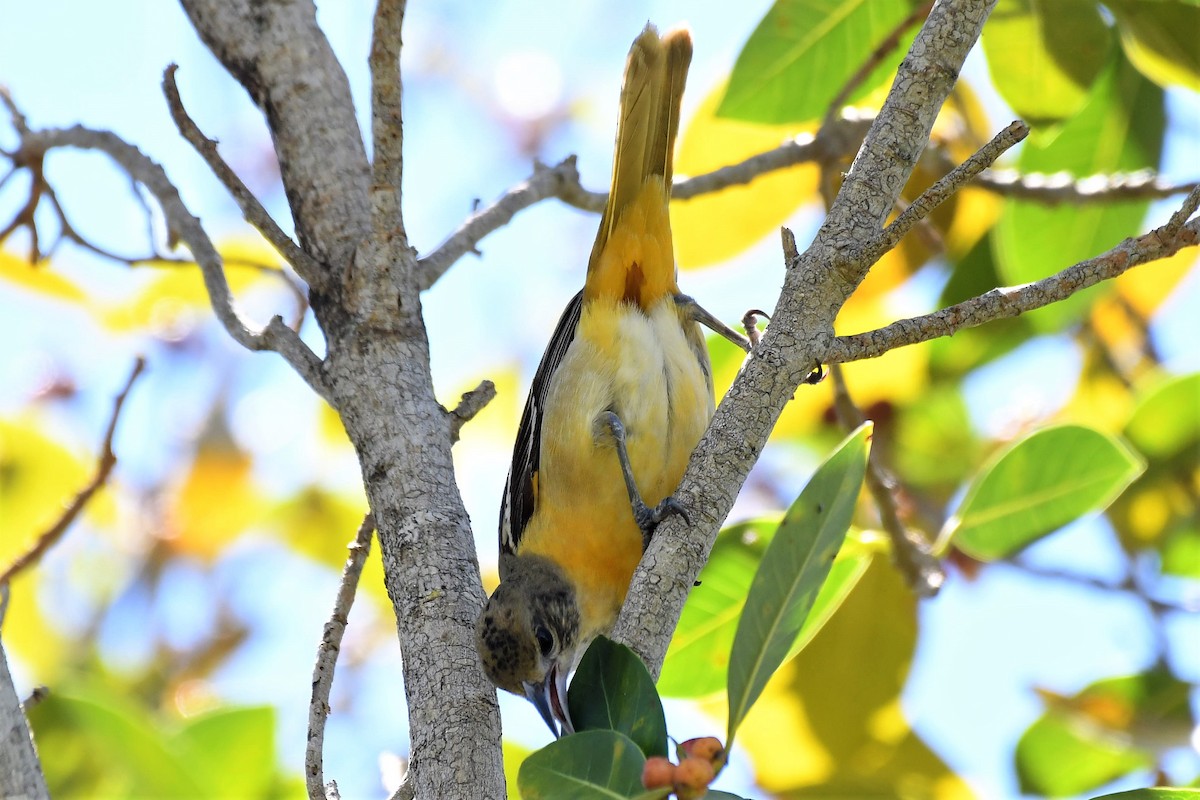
822,1,936,129
612,0,999,679
0,637,48,800
306,514,374,800
0,357,144,586
162,65,325,287
179,0,370,283
370,0,408,247
827,189,1200,363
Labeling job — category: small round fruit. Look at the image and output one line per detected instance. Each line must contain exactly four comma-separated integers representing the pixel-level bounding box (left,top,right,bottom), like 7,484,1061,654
674,756,716,799
680,736,724,763
641,756,676,789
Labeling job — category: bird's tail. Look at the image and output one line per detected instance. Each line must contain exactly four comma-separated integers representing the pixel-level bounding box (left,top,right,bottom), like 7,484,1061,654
584,25,692,309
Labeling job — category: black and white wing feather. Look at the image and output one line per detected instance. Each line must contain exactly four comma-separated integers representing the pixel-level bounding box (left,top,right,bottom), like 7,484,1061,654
499,291,584,575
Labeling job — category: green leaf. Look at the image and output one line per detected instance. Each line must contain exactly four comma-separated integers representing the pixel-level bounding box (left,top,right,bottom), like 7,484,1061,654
718,0,921,123
982,0,1114,125
725,422,871,745
1091,790,1200,799
27,691,203,798
518,729,646,799
993,54,1165,330
946,424,1145,560
1124,372,1200,460
1107,0,1200,91
657,521,875,698
172,706,276,798
1161,523,1200,579
567,637,668,759
1016,714,1151,796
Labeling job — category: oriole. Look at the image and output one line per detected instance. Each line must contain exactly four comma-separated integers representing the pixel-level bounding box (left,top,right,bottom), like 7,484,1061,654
475,24,747,737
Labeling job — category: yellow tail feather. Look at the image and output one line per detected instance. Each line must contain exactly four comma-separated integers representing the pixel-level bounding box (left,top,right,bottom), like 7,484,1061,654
584,25,692,309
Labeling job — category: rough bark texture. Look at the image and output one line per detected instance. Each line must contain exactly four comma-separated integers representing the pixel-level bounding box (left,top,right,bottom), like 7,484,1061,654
179,1,504,797
611,0,1000,676
0,639,49,800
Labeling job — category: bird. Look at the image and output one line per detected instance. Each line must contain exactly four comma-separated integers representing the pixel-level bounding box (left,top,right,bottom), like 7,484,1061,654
475,24,749,738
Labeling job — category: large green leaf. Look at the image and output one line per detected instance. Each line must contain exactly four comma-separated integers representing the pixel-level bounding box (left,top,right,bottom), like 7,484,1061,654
567,637,667,759
946,424,1145,560
718,0,920,123
1019,668,1191,796
982,0,1113,125
518,729,646,799
1016,714,1151,796
657,522,874,699
172,706,276,799
993,54,1165,330
1124,372,1200,460
725,423,870,745
1106,0,1200,91
27,690,204,798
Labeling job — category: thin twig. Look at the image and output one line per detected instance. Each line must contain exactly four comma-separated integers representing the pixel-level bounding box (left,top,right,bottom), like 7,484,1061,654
0,357,145,586
867,120,1028,261
306,513,375,800
162,65,325,286
1008,558,1200,614
828,203,1200,364
821,1,935,130
416,117,876,289
13,123,331,403
448,380,496,444
829,364,943,596
927,151,1200,204
417,157,588,289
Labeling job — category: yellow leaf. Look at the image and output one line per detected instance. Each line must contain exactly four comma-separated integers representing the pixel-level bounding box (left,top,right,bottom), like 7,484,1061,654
1116,246,1197,317
317,401,353,450
164,423,264,560
729,558,973,797
2,573,68,678
672,82,819,269
0,250,88,302
0,418,100,561
100,237,282,333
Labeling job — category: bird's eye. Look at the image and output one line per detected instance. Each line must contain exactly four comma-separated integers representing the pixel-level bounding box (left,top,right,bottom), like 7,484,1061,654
534,625,554,658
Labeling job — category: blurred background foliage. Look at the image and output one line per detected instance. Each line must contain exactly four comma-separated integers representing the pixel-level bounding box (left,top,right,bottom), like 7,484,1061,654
0,0,1197,797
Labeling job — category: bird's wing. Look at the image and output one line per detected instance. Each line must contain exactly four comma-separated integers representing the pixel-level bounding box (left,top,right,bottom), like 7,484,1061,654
499,290,584,566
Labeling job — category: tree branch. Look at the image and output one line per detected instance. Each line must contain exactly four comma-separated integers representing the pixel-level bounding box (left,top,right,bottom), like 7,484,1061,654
829,364,943,596
306,514,374,800
179,0,370,281
0,637,48,800
162,64,325,287
821,1,935,129
612,0,1000,679
0,357,145,586
828,187,1200,363
416,116,876,289
370,0,408,248
447,380,497,444
868,119,1028,260
9,123,332,404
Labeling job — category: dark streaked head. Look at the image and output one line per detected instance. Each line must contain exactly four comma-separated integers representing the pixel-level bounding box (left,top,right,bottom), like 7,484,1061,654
475,554,581,737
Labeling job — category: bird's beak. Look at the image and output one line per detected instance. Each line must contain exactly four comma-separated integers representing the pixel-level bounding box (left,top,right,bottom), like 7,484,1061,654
524,661,575,738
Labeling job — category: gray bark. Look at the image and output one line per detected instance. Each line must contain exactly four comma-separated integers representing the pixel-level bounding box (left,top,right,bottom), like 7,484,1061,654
0,638,49,800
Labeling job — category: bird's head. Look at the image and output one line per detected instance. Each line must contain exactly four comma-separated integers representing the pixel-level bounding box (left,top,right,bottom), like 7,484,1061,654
476,554,581,737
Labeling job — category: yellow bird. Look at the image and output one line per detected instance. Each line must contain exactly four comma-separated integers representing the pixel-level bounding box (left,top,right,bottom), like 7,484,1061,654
475,24,747,737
